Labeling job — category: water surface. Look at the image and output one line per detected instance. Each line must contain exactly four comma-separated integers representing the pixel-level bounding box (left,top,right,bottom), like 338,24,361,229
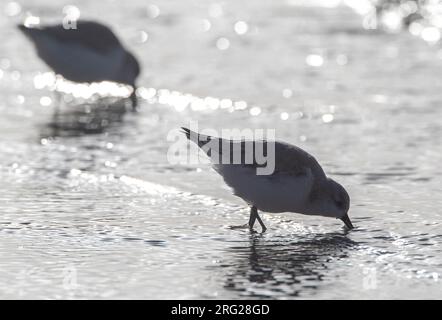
0,0,441,299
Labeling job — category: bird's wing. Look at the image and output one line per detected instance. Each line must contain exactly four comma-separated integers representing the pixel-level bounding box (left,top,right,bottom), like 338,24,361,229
273,142,326,178
181,127,326,179
40,21,122,54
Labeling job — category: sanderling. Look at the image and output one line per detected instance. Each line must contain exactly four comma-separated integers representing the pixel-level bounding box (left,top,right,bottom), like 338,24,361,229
18,20,140,108
181,127,353,232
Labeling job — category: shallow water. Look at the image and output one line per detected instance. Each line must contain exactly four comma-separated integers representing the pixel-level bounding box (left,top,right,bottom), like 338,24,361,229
0,0,441,299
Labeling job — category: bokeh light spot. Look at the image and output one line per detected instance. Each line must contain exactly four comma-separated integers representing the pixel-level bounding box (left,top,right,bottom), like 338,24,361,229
216,37,230,50
234,21,249,35
306,54,324,67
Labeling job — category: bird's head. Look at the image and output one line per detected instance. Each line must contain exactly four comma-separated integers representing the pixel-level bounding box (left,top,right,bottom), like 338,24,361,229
123,52,140,82
329,178,352,229
315,178,353,229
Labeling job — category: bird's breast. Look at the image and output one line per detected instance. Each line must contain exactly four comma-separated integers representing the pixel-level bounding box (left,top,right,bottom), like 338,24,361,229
215,164,314,213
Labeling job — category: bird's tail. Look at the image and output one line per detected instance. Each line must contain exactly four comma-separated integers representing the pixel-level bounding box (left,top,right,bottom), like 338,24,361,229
17,24,26,32
17,24,43,40
180,127,214,150
181,128,256,165
180,127,192,139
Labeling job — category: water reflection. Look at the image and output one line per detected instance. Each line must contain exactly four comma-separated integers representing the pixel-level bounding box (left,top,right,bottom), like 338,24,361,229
40,97,130,138
218,232,357,298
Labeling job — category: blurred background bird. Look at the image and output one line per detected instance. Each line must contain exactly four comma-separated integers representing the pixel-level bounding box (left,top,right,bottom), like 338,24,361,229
18,20,140,109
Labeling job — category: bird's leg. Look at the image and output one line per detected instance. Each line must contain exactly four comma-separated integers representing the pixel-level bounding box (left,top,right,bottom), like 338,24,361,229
130,88,138,111
229,207,257,230
248,206,257,229
52,91,62,122
249,206,267,233
53,90,63,106
256,212,267,233
229,206,267,232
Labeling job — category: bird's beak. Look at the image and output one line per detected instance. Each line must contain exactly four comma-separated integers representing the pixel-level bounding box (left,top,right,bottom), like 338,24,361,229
340,213,354,230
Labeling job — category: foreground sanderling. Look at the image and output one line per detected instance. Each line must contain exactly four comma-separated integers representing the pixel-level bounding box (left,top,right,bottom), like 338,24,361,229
18,20,140,108
182,127,353,232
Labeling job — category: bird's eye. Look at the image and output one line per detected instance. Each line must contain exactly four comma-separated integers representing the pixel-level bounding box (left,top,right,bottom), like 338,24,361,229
336,200,344,208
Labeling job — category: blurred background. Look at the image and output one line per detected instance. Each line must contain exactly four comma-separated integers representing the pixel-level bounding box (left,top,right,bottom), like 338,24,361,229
0,0,441,299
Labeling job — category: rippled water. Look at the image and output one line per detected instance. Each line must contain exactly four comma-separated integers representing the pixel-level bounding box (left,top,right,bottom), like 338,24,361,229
0,0,441,299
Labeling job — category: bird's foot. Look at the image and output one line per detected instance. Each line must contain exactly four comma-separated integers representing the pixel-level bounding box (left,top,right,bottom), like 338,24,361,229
229,224,258,233
229,223,249,230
